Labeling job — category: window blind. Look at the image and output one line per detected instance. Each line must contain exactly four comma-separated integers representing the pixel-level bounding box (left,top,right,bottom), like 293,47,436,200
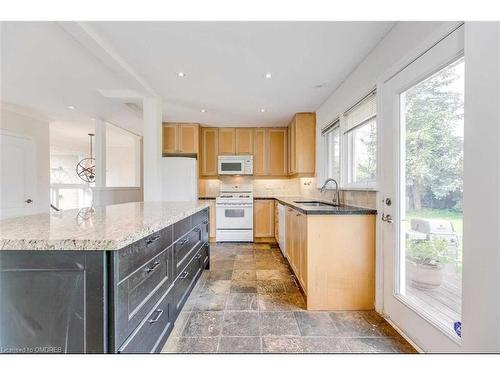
344,90,376,134
321,117,340,135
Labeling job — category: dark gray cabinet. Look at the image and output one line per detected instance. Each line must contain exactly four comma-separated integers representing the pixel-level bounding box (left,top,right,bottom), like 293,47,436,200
0,207,209,354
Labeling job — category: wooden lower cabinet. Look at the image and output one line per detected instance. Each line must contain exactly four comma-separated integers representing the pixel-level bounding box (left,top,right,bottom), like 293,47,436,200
284,206,375,310
254,199,275,239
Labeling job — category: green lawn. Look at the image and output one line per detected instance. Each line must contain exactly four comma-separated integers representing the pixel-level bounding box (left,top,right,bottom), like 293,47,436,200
406,208,463,235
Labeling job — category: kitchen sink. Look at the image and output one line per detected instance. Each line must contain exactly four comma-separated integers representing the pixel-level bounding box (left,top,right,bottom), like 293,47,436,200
294,201,337,207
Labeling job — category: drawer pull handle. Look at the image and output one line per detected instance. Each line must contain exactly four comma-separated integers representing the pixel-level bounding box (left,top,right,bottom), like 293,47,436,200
146,235,161,245
179,238,189,246
179,271,189,279
194,253,202,260
148,309,164,324
145,261,161,273
194,228,201,233
202,220,208,225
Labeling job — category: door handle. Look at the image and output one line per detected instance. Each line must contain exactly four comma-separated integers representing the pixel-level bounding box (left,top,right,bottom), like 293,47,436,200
25,198,33,204
381,213,393,223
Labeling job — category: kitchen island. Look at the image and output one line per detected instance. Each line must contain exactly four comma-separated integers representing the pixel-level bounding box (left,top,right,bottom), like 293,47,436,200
0,201,210,354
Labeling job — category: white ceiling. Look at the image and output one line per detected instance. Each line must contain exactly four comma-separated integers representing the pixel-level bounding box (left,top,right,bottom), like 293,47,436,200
91,21,395,126
1,21,395,134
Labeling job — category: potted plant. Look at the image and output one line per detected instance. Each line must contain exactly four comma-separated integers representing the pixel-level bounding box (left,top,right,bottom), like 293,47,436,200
406,238,451,290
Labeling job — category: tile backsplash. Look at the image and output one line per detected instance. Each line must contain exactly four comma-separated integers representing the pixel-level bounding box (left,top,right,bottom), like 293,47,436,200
198,176,377,209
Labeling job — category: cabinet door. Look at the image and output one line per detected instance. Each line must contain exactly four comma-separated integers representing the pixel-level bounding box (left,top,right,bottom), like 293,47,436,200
235,128,253,155
285,207,292,260
200,128,219,177
208,200,216,239
291,212,299,272
218,128,236,155
254,200,275,238
162,124,178,154
253,128,267,176
295,113,316,175
267,128,287,176
298,213,307,292
178,124,198,154
274,201,279,242
288,119,296,174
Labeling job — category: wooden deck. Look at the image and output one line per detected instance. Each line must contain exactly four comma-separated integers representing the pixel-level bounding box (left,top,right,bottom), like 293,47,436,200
404,264,462,335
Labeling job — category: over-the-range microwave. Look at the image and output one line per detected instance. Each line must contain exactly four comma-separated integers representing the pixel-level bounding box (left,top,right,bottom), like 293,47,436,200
218,155,253,175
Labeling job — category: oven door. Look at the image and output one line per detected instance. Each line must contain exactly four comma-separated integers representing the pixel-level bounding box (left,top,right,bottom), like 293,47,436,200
216,204,253,229
218,159,244,175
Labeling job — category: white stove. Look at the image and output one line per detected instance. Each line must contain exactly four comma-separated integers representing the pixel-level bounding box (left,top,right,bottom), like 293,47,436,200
216,183,253,242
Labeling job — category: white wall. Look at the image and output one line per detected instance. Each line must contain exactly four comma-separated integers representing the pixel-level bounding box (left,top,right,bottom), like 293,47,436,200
315,21,446,187
461,22,500,352
1,106,50,215
91,187,143,207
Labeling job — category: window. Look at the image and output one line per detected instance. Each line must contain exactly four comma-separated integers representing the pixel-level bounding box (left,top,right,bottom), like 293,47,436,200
321,118,340,182
344,91,377,188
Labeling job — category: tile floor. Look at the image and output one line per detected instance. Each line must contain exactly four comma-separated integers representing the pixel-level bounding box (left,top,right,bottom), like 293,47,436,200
162,242,417,354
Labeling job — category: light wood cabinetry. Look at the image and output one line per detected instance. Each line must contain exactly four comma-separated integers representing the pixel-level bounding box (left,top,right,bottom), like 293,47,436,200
162,123,199,155
288,113,315,176
252,128,288,177
218,128,236,155
199,199,216,241
235,128,254,155
284,204,375,310
254,199,275,238
200,127,219,177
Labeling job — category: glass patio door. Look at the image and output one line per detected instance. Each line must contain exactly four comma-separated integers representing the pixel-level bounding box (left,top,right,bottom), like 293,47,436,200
379,25,464,352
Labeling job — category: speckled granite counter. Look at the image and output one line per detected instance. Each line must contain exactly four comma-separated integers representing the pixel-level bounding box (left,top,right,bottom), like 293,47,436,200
0,201,210,251
267,196,376,215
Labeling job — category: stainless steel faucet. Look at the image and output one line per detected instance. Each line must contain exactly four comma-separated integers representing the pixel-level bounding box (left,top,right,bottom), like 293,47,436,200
320,178,341,206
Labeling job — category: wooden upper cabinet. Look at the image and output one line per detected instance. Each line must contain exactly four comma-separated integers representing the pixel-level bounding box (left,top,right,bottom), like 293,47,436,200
178,124,199,154
267,128,287,176
235,128,253,155
162,123,199,155
200,127,219,177
218,128,236,155
162,124,177,154
288,113,315,176
254,199,275,238
253,128,267,176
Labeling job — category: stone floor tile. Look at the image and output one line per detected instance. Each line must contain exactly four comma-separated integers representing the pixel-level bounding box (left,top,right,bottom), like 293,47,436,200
328,311,380,337
259,311,301,336
233,261,257,270
218,336,261,353
230,280,258,293
181,311,223,337
191,293,227,311
200,279,232,295
344,337,411,353
221,311,260,336
262,337,304,353
258,292,305,311
294,311,339,336
256,280,286,294
301,337,350,353
232,269,257,281
225,293,259,311
206,269,233,281
169,311,191,338
164,337,219,353
256,269,290,281
210,260,235,271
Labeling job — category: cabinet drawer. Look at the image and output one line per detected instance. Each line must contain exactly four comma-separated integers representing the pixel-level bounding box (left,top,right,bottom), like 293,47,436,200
173,216,192,242
117,227,173,281
174,227,202,276
118,286,174,353
193,208,209,227
172,253,204,318
115,246,174,346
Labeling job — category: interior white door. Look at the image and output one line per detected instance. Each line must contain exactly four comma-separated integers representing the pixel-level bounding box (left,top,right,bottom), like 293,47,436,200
379,25,464,352
0,132,36,219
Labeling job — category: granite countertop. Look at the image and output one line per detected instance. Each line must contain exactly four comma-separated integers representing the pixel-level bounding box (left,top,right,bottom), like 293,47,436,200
198,196,376,215
0,201,210,251
273,196,377,215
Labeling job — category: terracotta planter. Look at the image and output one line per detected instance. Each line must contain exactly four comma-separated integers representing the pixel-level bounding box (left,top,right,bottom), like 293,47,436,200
406,260,443,290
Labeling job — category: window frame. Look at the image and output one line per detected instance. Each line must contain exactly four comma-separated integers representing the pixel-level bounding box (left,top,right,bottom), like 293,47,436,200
321,118,341,185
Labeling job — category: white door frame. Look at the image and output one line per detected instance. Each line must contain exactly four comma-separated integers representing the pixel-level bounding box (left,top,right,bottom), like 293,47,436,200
375,22,464,352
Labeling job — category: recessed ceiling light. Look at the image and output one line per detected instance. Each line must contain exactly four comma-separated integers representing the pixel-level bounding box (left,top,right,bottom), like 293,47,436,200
200,109,206,113
265,73,272,79
260,108,266,113
66,105,75,110
178,72,186,78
